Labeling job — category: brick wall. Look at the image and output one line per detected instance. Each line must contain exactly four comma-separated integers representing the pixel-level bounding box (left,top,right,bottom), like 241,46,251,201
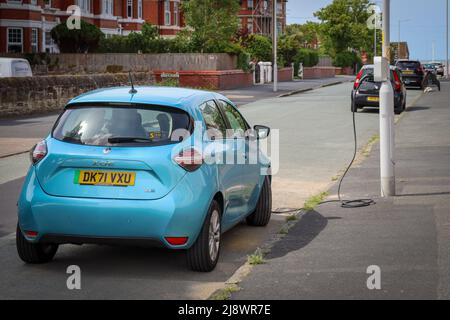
153,70,253,90
0,72,154,117
303,67,336,79
278,67,293,82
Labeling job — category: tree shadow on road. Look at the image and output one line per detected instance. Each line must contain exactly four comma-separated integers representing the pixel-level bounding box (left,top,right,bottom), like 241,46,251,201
267,210,332,260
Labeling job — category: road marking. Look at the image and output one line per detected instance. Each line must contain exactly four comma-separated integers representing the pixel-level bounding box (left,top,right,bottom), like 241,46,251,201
0,153,29,185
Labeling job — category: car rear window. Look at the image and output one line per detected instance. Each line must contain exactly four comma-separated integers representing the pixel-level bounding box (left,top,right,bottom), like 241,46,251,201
359,67,396,83
52,105,191,146
396,61,420,69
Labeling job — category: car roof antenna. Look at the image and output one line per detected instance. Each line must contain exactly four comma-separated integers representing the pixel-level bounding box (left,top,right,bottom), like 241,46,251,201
128,71,137,94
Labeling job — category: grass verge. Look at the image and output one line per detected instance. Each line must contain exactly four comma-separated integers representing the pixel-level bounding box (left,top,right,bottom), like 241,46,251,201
303,192,329,211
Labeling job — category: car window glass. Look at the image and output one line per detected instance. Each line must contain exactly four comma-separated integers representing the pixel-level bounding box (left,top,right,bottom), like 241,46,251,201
12,61,31,76
219,100,247,138
199,100,227,140
53,106,190,146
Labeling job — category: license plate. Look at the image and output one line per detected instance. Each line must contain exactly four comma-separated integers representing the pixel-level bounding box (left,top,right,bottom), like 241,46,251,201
403,70,413,74
367,96,379,102
75,170,136,186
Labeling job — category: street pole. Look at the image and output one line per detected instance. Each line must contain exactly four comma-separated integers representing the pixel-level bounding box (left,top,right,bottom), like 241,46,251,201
273,0,278,92
446,0,449,78
398,20,400,60
380,0,396,197
374,13,377,57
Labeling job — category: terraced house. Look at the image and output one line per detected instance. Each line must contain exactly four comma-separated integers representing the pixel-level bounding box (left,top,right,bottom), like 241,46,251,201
0,0,286,53
0,0,183,53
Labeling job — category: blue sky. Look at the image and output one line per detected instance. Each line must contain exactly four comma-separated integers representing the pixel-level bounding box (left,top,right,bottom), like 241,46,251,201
286,0,449,61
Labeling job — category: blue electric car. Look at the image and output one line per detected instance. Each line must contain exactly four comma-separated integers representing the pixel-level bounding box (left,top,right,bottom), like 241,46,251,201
16,86,272,272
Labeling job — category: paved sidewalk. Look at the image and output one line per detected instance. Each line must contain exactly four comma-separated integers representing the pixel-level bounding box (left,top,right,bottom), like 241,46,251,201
232,83,450,299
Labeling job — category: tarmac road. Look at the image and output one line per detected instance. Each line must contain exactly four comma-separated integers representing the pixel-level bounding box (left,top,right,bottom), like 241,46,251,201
0,83,422,299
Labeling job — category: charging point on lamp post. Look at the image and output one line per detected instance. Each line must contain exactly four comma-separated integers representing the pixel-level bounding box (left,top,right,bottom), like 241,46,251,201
375,55,396,197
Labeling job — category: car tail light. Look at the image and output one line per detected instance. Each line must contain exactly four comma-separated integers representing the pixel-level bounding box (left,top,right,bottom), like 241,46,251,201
416,66,424,74
173,147,203,172
165,237,188,246
25,230,38,238
354,69,364,89
30,140,47,165
392,71,402,92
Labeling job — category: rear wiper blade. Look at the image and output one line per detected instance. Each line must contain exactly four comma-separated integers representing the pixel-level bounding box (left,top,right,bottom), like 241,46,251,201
62,136,84,144
108,137,153,143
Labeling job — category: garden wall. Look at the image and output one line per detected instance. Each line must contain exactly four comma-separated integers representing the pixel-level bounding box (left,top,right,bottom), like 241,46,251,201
303,67,336,79
1,53,238,75
278,67,294,82
0,72,154,117
153,70,254,90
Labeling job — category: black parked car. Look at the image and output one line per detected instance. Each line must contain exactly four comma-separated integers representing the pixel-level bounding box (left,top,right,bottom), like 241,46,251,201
351,65,407,114
395,60,425,89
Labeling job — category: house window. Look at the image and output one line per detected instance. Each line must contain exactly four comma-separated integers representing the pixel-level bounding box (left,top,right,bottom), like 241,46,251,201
164,0,171,25
77,0,91,13
247,18,253,33
44,31,58,53
277,1,283,15
102,0,114,16
31,28,39,53
138,0,143,19
247,0,253,9
7,28,23,53
31,0,38,5
127,0,133,18
173,1,179,26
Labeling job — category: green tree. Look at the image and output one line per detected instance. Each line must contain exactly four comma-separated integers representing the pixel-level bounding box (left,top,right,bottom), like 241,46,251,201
182,0,240,53
285,22,320,48
51,20,104,53
314,0,372,57
244,34,272,62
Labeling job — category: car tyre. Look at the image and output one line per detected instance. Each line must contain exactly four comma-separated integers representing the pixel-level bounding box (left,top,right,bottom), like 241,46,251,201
187,200,221,272
16,224,58,264
246,176,272,227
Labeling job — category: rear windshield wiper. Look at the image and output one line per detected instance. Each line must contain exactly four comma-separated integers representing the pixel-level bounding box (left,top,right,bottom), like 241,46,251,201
62,136,85,144
108,137,153,143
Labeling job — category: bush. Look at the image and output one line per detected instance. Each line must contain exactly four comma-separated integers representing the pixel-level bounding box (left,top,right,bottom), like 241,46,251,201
294,48,319,67
51,20,104,53
244,34,272,62
333,51,361,68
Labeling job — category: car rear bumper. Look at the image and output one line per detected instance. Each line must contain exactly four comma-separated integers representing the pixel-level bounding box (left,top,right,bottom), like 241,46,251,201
18,168,213,249
401,75,423,86
353,92,404,108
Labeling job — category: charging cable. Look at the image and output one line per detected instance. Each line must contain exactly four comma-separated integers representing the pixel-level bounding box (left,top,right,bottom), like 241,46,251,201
273,75,375,213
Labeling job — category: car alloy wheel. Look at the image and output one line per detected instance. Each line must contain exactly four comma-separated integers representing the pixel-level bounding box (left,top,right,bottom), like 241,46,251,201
208,209,220,262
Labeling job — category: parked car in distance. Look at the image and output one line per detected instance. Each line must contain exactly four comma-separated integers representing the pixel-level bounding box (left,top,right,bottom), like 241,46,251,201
395,60,424,89
423,63,437,75
431,62,445,76
16,86,272,272
0,58,32,78
352,65,407,114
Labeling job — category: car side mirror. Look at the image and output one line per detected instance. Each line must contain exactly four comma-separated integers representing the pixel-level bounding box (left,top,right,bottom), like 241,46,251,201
253,125,270,140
